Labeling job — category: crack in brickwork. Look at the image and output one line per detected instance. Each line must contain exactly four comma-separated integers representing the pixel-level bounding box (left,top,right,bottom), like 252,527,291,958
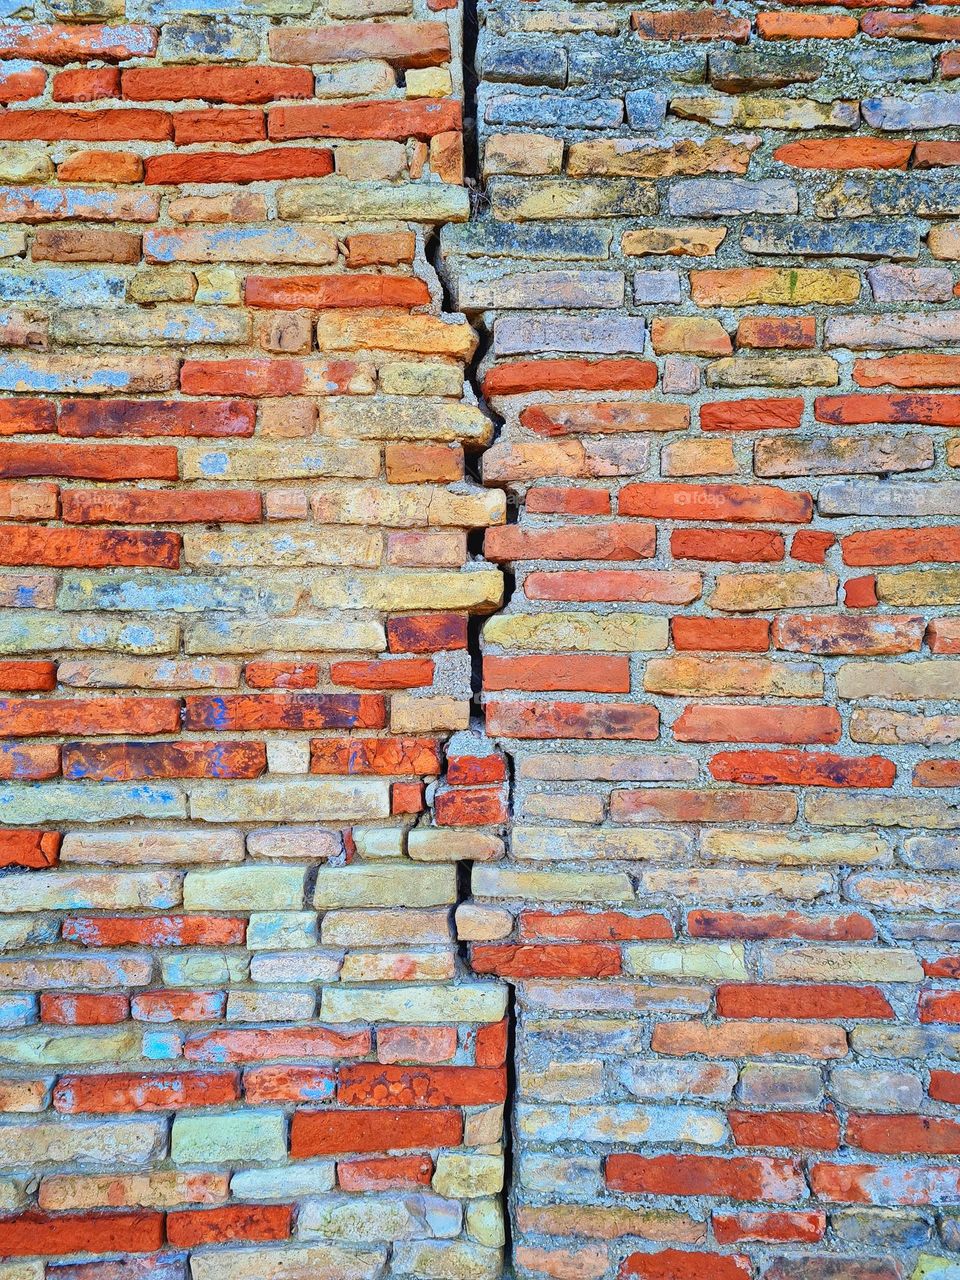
452,1,960,1277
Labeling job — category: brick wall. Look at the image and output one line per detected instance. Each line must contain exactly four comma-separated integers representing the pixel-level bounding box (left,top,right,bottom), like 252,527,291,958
448,1,960,1278
2,0,960,1276
0,4,511,1278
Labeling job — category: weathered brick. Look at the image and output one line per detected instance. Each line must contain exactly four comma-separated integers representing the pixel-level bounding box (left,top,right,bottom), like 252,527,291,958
0,1211,164,1256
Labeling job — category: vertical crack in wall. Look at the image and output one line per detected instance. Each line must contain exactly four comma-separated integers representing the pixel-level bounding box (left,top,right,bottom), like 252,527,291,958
423,0,524,1261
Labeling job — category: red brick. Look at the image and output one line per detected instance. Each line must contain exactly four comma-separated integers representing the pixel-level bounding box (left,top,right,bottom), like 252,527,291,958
59,398,254,439
759,12,857,37
483,655,631,693
864,11,960,39
63,916,244,947
848,1114,960,1156
180,358,361,396
673,705,841,744
721,977,896,1018
671,618,770,652
378,1026,458,1065
700,397,804,431
52,67,120,101
62,488,260,524
485,523,655,562
245,662,318,689
269,100,461,141
290,1108,462,1157
774,138,913,169
671,529,784,562
338,1156,432,1191
816,393,960,427
737,316,816,350
0,108,171,141
146,148,333,184
392,780,425,814
446,754,506,785
174,109,265,145
0,661,56,692
729,1109,839,1151
168,1205,291,1247
0,698,179,738
270,21,451,68
387,613,467,653
919,991,960,1024
914,759,960,787
526,487,611,516
40,994,129,1026
53,1071,239,1113
471,943,621,979
0,742,58,781
613,787,796,825
620,1253,751,1280
521,401,688,435
712,1210,825,1245
0,1212,164,1257
792,531,835,564
310,736,441,776
475,1019,509,1069
929,1070,960,1103
708,750,895,788
486,700,659,741
123,65,313,102
771,614,923,656
132,991,226,1023
0,65,46,102
246,274,430,310
0,399,56,436
632,9,749,39
927,621,960,655
620,482,812,523
56,150,143,183
606,1153,805,1201
184,693,384,731
243,1066,337,1104
329,658,434,689
0,443,177,481
337,1065,506,1107
520,910,674,942
845,575,878,608
484,359,658,397
842,527,960,567
434,786,505,825
0,527,180,569
0,25,158,63
62,740,265,781
0,829,60,869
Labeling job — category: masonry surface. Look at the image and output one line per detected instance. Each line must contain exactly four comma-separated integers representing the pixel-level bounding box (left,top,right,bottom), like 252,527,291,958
0,0,958,1275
